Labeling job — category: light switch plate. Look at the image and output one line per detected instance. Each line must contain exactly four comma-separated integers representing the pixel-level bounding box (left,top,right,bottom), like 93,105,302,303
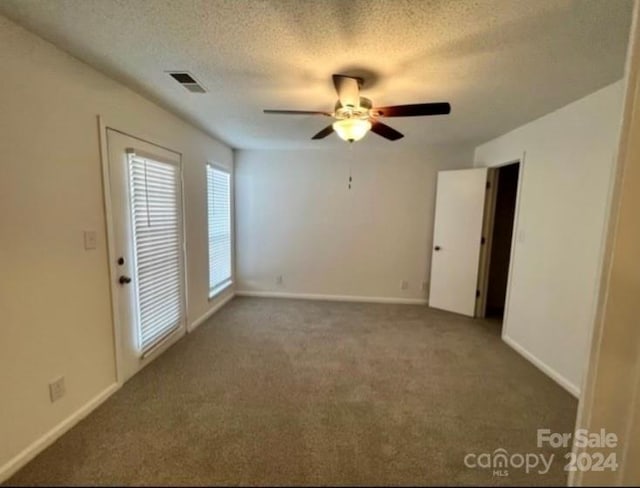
84,230,97,250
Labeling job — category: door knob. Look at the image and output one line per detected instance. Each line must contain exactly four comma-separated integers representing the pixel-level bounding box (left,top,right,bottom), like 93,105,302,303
434,246,442,251
119,276,132,285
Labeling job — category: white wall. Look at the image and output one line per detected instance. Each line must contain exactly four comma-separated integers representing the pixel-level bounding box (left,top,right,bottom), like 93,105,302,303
235,145,474,302
474,81,624,395
0,15,233,479
574,15,640,482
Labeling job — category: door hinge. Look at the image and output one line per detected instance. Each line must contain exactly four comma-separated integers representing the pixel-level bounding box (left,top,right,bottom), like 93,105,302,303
481,236,486,245
486,181,491,190
476,289,481,299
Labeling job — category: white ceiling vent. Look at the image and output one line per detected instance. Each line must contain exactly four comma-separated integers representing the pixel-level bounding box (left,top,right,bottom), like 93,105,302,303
167,71,207,93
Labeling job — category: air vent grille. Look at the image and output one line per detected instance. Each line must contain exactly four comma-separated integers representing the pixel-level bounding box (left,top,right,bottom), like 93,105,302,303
167,71,206,94
184,84,206,93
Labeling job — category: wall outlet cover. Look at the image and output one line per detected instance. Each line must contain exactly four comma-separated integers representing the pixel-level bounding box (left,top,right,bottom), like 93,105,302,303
84,230,97,250
49,376,66,403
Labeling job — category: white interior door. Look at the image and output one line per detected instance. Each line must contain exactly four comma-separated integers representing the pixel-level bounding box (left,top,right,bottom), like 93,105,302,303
429,168,488,316
106,129,186,382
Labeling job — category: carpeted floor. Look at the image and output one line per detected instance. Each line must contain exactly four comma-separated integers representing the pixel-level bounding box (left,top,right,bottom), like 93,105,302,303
6,297,577,486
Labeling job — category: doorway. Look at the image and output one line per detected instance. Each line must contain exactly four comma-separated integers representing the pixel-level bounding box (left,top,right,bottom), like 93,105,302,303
105,128,187,383
484,162,520,320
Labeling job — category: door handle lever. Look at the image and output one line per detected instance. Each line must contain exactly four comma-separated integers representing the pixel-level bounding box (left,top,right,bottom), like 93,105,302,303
119,276,132,285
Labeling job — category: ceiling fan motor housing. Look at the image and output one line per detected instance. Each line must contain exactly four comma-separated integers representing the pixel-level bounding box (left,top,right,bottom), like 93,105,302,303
335,97,372,120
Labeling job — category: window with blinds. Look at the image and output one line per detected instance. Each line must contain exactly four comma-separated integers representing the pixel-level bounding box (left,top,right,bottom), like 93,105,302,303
207,165,232,296
128,153,184,354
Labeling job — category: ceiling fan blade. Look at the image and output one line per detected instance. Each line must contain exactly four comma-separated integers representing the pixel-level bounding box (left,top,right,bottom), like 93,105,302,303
372,102,451,117
370,121,404,141
332,74,362,108
311,125,335,140
264,109,331,116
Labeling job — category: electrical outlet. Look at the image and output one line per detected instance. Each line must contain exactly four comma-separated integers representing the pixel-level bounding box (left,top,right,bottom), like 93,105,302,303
421,281,428,291
276,275,283,285
49,376,66,403
401,280,409,290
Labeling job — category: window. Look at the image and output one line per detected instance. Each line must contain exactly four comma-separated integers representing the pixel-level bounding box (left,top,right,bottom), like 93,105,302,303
207,164,232,297
129,153,184,353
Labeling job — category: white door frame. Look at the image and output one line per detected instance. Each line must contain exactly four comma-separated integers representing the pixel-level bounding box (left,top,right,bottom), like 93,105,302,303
475,167,498,318
474,157,525,324
493,155,526,342
97,116,188,384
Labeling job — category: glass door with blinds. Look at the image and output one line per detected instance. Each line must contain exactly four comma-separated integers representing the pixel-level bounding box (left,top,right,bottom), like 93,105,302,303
106,129,186,382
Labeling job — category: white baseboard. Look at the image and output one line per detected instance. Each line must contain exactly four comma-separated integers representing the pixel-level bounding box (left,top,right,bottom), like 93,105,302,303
187,291,235,333
0,382,120,483
503,334,580,398
1,294,235,483
235,290,428,305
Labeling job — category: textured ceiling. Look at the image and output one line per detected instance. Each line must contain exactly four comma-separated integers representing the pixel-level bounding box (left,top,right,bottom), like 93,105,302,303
0,0,633,149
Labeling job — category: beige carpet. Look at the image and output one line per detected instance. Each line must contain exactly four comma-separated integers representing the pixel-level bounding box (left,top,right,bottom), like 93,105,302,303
6,297,577,486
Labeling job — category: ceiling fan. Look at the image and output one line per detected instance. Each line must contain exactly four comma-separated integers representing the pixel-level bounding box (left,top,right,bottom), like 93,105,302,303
263,74,451,143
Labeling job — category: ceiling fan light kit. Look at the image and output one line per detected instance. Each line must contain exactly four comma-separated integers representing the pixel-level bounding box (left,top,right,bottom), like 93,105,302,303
333,118,372,142
264,74,451,143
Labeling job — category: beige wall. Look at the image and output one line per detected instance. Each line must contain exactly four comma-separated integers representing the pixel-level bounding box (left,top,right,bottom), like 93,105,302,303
235,145,474,302
474,81,625,395
0,15,233,478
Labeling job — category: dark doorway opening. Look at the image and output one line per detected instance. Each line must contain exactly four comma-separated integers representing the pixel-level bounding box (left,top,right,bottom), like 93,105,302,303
485,162,520,319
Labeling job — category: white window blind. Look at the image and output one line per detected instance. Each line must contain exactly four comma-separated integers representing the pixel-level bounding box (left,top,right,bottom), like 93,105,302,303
129,154,184,354
207,165,232,295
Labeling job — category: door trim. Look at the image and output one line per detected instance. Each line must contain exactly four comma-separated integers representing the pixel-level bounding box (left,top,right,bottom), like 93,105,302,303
98,116,123,384
498,154,526,343
475,168,498,317
98,116,187,384
475,159,523,318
